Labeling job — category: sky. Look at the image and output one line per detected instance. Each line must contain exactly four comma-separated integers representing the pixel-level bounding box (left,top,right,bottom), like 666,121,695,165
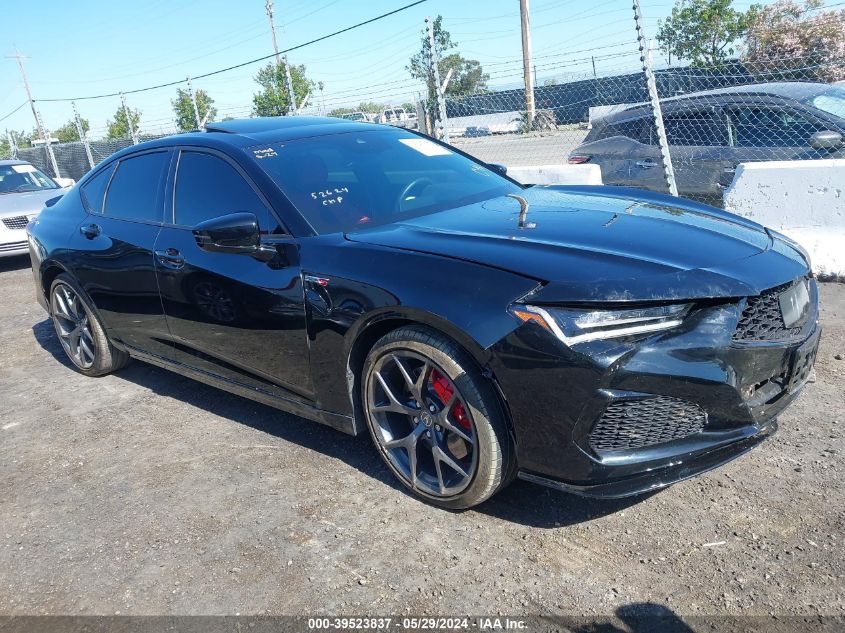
0,0,762,140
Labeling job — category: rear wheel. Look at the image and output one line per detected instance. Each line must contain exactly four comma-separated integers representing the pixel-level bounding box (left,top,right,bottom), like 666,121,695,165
362,326,514,509
49,274,129,376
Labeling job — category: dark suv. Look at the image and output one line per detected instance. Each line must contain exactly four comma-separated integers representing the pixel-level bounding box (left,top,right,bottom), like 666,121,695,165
570,82,845,203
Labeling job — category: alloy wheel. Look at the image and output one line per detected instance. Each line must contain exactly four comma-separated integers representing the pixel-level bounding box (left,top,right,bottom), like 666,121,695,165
366,350,478,497
51,283,96,369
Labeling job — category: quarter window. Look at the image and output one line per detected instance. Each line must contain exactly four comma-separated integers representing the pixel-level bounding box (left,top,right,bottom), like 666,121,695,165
104,152,169,223
80,163,115,213
174,151,279,232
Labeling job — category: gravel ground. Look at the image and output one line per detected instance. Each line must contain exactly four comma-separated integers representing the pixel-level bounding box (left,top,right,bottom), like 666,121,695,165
0,254,843,618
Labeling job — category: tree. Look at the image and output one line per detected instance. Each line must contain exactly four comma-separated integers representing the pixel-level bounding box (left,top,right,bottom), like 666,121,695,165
656,0,754,67
106,106,141,140
252,61,315,116
172,87,217,132
407,16,489,104
743,0,845,81
328,107,355,117
53,117,90,143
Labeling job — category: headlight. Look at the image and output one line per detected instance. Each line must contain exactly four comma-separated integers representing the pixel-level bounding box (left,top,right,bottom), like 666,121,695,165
510,303,691,345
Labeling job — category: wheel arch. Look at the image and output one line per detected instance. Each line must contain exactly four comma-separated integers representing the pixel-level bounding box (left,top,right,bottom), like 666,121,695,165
344,308,516,444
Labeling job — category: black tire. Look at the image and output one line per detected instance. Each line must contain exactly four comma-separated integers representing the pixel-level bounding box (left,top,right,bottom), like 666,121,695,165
49,273,129,377
362,325,515,509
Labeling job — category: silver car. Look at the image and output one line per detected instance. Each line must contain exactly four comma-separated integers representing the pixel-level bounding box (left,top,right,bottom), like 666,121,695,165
0,160,72,258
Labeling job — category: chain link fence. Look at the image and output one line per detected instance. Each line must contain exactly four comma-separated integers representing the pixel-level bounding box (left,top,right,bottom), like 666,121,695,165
3,11,844,209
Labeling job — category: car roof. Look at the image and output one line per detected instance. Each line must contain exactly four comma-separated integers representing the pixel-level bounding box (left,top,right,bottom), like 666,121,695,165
602,81,833,123
0,159,30,167
100,116,390,165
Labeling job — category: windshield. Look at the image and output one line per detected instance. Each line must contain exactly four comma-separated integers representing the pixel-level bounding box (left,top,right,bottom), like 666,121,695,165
806,87,845,120
0,163,59,194
248,129,520,234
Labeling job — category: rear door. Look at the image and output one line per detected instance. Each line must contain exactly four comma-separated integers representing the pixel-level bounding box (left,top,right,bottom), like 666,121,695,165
661,107,731,200
153,148,313,404
70,149,174,358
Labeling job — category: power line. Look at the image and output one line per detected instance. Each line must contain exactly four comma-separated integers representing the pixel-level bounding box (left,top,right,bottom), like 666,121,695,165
0,101,28,124
34,0,428,104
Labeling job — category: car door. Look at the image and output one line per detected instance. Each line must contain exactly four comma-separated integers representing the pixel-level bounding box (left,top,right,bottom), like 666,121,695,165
69,149,174,358
661,107,731,200
153,148,313,404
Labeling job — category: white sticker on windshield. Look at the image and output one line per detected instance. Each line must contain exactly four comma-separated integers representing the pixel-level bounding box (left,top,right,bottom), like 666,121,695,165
11,164,36,173
398,138,452,157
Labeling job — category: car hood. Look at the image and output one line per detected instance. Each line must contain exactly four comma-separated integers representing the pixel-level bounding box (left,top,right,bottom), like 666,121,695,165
345,186,809,302
0,188,68,218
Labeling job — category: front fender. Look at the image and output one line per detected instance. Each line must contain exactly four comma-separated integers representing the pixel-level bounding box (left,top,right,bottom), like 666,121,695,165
299,235,538,416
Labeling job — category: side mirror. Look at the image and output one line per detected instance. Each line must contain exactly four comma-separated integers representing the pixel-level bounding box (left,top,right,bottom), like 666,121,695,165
809,130,842,151
193,212,274,261
488,163,508,176
54,177,75,188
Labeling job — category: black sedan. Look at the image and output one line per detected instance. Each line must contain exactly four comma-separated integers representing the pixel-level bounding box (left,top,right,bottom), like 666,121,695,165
27,117,820,509
571,82,845,203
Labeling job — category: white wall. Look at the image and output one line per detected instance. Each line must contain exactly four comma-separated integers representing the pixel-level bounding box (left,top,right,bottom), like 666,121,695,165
724,159,845,280
506,163,603,186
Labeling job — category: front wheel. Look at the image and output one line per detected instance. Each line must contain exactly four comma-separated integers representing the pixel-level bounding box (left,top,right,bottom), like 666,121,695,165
49,274,129,376
362,326,515,509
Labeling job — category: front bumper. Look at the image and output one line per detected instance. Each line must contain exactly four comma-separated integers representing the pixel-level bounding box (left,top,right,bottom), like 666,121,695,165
490,279,820,498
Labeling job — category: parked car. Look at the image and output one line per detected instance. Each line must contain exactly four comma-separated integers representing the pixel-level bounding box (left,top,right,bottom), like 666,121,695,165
0,160,73,258
379,107,409,126
338,112,368,123
464,125,492,138
28,117,819,509
570,82,845,203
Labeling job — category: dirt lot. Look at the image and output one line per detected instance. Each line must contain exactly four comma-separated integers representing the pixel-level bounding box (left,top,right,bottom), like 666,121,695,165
0,254,843,618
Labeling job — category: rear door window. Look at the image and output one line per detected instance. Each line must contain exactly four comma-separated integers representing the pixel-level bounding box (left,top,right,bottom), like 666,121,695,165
663,111,726,146
104,151,170,223
602,117,653,144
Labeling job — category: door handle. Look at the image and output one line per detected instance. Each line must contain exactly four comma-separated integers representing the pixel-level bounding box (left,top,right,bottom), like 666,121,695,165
79,223,101,239
635,160,657,169
155,248,185,270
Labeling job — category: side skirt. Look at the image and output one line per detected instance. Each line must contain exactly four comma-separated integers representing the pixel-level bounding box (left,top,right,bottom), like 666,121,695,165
126,346,361,436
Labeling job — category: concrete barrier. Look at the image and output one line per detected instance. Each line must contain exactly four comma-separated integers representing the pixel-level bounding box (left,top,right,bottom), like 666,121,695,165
506,163,603,186
724,159,845,280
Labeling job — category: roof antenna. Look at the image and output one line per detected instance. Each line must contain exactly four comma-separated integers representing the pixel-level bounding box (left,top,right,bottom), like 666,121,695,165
507,193,535,229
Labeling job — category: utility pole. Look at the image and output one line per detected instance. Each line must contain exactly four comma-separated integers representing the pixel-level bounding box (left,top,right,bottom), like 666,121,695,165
120,93,139,145
426,16,449,142
519,0,535,129
8,49,59,176
265,0,297,115
186,76,202,129
72,101,95,169
591,55,597,78
6,130,18,159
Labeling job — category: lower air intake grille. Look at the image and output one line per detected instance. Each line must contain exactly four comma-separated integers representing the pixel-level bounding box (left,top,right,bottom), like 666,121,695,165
2,215,29,230
734,279,806,342
589,396,707,452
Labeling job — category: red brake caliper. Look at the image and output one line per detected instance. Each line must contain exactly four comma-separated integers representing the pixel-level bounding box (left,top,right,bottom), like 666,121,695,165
430,369,471,432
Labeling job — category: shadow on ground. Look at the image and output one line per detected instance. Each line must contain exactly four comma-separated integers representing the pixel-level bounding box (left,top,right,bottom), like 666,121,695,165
0,254,31,273
31,317,649,529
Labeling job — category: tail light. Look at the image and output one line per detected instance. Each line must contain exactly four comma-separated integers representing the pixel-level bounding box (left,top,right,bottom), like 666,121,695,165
568,155,591,164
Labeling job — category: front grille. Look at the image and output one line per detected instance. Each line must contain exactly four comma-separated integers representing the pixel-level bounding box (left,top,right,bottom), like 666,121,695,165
589,396,707,452
0,240,28,252
733,279,807,342
2,215,30,230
